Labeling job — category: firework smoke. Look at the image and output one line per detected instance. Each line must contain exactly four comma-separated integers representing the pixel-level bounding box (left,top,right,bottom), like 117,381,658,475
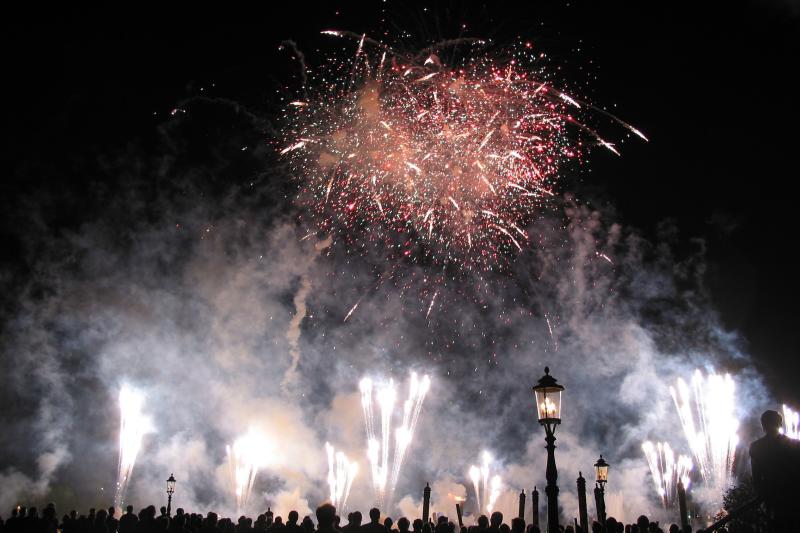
360,372,430,510
641,441,693,509
670,370,739,499
227,429,273,516
114,385,153,510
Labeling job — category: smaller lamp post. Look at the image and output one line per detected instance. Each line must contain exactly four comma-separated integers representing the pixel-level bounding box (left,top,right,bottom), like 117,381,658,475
166,474,176,517
593,456,609,526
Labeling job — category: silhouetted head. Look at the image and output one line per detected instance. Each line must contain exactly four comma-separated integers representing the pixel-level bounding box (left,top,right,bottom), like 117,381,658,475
369,508,380,524
397,517,410,533
207,513,218,526
498,525,509,533
421,523,432,533
108,507,115,517
668,525,679,533
126,506,134,514
385,518,394,529
412,519,423,532
161,507,167,517
636,516,649,530
437,516,447,525
510,518,524,533
288,511,299,524
489,513,502,528
761,409,783,435
477,516,488,529
350,512,362,527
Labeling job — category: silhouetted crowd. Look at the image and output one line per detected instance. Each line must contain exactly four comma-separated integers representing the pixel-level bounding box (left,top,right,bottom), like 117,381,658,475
0,503,686,533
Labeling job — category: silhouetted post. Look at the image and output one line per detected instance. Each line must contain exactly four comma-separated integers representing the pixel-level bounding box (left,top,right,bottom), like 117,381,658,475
576,472,588,533
518,490,526,520
677,480,689,532
531,487,539,528
532,367,565,533
166,474,176,517
593,484,606,528
455,503,464,529
422,483,431,523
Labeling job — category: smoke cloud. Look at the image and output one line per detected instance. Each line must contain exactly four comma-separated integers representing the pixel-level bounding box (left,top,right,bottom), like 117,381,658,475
0,96,770,526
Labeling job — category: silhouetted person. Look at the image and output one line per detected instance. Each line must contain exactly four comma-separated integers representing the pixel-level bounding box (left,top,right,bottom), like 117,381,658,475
341,513,360,533
509,519,524,533
315,504,338,533
360,510,384,533
396,518,409,533
382,518,396,533
106,509,118,533
300,517,314,533
411,519,422,533
750,409,800,529
119,507,138,533
486,513,502,533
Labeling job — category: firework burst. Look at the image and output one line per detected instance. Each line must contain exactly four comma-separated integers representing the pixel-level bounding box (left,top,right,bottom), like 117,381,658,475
670,370,739,497
281,32,644,271
360,372,431,509
114,385,153,510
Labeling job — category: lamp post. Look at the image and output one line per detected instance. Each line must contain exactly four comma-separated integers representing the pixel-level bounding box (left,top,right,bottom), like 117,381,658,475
593,456,609,527
166,474,176,517
532,367,564,533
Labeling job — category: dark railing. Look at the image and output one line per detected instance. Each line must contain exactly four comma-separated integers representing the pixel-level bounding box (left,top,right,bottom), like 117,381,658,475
699,497,763,532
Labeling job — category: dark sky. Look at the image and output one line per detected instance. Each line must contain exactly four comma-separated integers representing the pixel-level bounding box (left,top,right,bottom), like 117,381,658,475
2,2,799,403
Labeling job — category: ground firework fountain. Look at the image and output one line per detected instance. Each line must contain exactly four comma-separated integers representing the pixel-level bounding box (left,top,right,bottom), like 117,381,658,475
227,429,273,516
641,441,693,509
781,404,799,439
114,385,153,510
359,372,430,510
468,451,502,515
670,370,739,500
326,443,358,511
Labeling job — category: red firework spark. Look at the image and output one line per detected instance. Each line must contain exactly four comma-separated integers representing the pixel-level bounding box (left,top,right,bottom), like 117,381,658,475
281,32,643,271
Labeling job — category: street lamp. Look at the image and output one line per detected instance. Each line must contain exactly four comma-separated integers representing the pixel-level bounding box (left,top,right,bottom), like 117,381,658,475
532,367,564,533
594,455,609,485
593,456,609,526
166,474,176,516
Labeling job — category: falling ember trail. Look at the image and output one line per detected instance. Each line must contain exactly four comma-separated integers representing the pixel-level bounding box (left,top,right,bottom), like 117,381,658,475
426,291,438,319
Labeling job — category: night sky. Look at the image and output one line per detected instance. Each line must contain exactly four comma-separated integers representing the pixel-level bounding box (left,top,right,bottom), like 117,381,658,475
4,3,799,398
1,1,800,515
